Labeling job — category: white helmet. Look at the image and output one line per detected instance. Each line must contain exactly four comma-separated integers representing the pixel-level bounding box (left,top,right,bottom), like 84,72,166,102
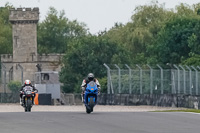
24,79,31,85
87,73,94,81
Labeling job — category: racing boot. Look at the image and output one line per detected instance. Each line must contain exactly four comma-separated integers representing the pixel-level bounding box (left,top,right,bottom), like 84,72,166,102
20,98,22,105
20,98,24,106
81,92,85,103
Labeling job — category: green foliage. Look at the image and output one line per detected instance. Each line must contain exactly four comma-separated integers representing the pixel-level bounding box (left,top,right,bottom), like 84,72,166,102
0,4,13,54
105,2,174,65
182,54,200,66
152,16,200,64
59,34,130,93
37,7,87,54
58,2,200,93
8,80,21,93
155,109,200,113
98,77,107,93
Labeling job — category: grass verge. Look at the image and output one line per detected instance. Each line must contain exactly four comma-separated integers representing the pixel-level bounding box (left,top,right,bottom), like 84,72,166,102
154,109,200,113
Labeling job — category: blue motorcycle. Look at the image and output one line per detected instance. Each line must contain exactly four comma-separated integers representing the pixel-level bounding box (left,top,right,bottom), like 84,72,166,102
84,81,98,114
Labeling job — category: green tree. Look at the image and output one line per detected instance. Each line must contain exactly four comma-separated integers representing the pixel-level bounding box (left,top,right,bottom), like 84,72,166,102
106,2,174,65
151,16,200,64
59,34,130,93
0,3,12,54
8,80,21,93
182,32,200,66
37,7,87,54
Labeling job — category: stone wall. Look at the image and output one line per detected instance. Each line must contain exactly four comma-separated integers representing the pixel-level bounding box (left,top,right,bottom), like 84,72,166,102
12,63,38,84
1,54,13,62
12,23,38,62
37,54,63,71
38,54,64,62
0,7,63,93
1,54,62,91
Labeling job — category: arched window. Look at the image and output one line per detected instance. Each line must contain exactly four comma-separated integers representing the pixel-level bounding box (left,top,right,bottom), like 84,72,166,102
43,73,49,80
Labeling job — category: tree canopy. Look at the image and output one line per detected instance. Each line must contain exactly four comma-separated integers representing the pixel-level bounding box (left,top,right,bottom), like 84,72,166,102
0,4,12,54
1,2,200,93
37,7,87,54
59,34,130,92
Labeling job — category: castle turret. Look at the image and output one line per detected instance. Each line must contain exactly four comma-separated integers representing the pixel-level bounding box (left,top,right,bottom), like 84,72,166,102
9,8,39,62
0,7,62,93
9,8,39,82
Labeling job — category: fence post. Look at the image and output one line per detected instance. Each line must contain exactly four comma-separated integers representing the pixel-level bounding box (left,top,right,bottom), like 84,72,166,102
147,64,153,95
114,64,121,94
157,64,163,94
197,66,200,95
186,65,192,95
167,64,175,94
103,63,112,94
179,65,186,94
125,64,132,94
136,64,142,94
1,63,6,94
173,65,180,94
191,66,198,95
17,64,23,84
171,70,176,94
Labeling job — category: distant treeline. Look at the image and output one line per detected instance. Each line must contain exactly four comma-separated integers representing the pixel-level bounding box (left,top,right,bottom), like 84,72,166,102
1,2,200,93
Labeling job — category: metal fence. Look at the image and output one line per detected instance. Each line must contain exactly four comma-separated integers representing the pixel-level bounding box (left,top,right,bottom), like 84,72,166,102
104,64,200,95
0,64,7,93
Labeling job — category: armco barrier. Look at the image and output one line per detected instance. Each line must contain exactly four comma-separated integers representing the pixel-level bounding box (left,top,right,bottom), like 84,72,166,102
61,93,200,109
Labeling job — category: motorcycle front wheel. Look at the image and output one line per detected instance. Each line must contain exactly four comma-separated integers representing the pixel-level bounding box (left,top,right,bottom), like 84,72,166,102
86,106,91,114
25,99,32,112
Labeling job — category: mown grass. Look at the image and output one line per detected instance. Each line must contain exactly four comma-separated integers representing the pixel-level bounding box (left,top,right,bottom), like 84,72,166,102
154,109,200,113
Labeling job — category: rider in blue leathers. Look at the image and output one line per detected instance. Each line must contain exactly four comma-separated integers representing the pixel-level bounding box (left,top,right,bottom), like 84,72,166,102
81,73,101,102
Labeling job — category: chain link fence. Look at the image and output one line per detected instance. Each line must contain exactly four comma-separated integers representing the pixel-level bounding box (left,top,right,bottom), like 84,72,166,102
104,64,200,95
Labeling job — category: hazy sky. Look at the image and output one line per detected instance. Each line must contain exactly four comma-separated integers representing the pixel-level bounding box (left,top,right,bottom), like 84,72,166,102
0,0,200,34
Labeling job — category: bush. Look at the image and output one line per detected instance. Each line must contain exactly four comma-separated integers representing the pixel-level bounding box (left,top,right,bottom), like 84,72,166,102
98,77,107,93
8,81,21,93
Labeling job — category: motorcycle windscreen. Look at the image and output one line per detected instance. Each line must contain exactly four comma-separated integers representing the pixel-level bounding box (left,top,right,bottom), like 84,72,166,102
87,81,96,87
23,86,33,95
86,81,98,91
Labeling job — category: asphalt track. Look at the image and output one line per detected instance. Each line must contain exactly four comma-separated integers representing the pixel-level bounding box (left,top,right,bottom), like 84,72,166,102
0,111,199,133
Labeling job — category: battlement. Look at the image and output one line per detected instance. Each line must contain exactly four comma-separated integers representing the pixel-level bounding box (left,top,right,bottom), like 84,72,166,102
1,54,13,62
0,54,64,63
37,54,64,62
9,8,39,24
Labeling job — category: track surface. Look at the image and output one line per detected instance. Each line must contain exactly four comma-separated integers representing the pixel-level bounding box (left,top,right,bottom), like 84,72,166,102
0,111,199,133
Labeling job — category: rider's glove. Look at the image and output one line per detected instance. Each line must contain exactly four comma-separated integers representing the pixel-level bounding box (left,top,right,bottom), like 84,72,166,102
81,87,85,91
98,91,100,95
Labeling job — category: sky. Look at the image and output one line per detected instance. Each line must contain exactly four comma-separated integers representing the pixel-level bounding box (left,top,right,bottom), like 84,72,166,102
1,0,200,34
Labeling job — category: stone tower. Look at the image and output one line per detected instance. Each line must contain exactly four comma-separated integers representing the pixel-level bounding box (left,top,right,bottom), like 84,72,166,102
1,8,62,93
10,8,38,62
9,8,39,82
